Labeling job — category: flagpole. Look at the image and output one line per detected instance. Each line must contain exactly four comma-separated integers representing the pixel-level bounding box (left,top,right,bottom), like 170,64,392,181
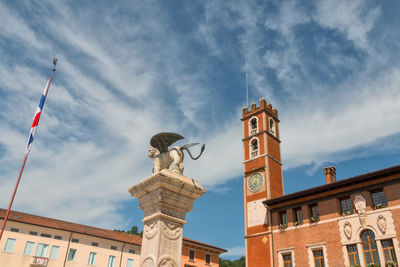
0,59,58,241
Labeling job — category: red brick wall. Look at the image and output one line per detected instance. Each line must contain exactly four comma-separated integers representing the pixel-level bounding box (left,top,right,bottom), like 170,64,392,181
270,181,400,267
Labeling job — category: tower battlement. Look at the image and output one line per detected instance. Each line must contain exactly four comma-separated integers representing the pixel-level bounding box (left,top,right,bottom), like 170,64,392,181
242,98,278,119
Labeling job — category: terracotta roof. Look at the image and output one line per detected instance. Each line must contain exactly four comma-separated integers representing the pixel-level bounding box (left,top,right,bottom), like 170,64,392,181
0,209,226,253
183,236,227,253
264,164,400,208
0,208,142,245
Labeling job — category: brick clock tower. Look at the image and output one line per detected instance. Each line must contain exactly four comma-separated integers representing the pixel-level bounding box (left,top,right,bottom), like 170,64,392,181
241,98,284,267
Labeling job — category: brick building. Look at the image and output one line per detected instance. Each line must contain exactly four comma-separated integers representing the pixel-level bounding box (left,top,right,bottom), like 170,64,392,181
265,165,400,267
0,209,226,267
242,99,400,267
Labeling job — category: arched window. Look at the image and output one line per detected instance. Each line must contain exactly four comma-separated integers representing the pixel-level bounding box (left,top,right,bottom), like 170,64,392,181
361,230,380,265
249,117,258,136
249,138,259,158
269,118,276,137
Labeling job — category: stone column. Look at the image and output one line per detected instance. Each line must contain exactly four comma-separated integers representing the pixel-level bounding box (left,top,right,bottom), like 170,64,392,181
129,169,206,267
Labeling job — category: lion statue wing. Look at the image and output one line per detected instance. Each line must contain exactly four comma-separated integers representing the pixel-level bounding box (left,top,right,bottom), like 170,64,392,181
150,132,184,153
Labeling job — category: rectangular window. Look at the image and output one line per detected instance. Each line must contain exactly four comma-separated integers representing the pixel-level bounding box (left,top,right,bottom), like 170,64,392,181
189,249,195,261
279,210,288,225
108,255,116,267
71,238,79,243
111,245,117,250
10,228,19,232
382,239,397,263
283,254,293,267
205,253,211,265
126,258,134,267
294,207,303,224
35,243,49,257
88,252,97,265
313,250,325,267
54,235,62,240
29,231,38,236
24,241,35,255
128,249,135,254
340,197,353,215
41,233,51,238
67,248,77,261
309,203,319,221
347,245,360,266
4,238,16,252
92,242,98,247
371,189,387,207
49,246,60,259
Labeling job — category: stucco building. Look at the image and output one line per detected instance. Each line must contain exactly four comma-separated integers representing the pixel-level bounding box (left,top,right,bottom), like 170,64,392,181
0,209,226,267
242,99,400,267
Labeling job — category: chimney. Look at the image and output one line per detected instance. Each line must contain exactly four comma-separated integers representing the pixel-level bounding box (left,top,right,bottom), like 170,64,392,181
323,166,336,184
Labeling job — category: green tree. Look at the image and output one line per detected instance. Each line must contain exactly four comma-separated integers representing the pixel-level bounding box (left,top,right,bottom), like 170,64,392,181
219,256,245,267
114,225,143,237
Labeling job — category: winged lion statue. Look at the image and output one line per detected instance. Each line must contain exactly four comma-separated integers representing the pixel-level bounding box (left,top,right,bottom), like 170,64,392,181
148,132,205,174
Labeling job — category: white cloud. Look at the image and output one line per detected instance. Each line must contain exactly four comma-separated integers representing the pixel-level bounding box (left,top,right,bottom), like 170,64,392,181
0,0,238,229
281,68,400,169
313,0,380,50
0,2,44,50
183,118,243,187
265,1,310,35
221,246,245,258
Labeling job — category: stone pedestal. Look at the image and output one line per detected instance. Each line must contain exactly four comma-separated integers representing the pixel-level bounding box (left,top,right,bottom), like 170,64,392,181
129,169,206,267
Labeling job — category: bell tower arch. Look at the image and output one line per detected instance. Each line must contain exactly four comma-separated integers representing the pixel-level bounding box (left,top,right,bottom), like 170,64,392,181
241,98,284,267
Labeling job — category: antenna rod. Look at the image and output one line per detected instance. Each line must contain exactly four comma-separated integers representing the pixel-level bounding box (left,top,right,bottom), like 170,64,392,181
245,56,249,108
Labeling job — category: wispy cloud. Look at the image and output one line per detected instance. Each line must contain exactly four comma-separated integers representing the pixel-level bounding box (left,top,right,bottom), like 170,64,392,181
313,0,380,50
1,0,400,232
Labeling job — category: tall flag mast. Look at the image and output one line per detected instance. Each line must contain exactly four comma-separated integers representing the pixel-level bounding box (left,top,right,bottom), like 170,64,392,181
0,59,58,241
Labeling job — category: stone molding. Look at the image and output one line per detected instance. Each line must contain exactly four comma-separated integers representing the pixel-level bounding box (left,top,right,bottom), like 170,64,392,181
277,247,295,267
306,242,329,267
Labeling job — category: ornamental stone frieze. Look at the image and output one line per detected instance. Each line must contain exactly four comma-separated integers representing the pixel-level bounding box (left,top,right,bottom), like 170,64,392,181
343,221,352,240
354,194,367,225
144,219,159,239
338,209,396,244
354,194,366,215
162,221,182,240
158,256,177,267
143,257,156,267
377,215,387,234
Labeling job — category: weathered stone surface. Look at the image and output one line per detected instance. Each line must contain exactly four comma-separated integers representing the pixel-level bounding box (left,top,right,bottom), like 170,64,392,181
129,169,205,267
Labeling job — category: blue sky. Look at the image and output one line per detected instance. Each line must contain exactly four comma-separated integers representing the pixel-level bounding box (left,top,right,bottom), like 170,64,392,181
1,0,400,260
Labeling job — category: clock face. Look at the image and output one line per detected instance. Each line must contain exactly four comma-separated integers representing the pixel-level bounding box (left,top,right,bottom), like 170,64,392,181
247,173,263,193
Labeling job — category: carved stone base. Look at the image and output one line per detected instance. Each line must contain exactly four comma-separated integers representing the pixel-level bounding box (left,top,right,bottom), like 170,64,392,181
129,170,206,267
